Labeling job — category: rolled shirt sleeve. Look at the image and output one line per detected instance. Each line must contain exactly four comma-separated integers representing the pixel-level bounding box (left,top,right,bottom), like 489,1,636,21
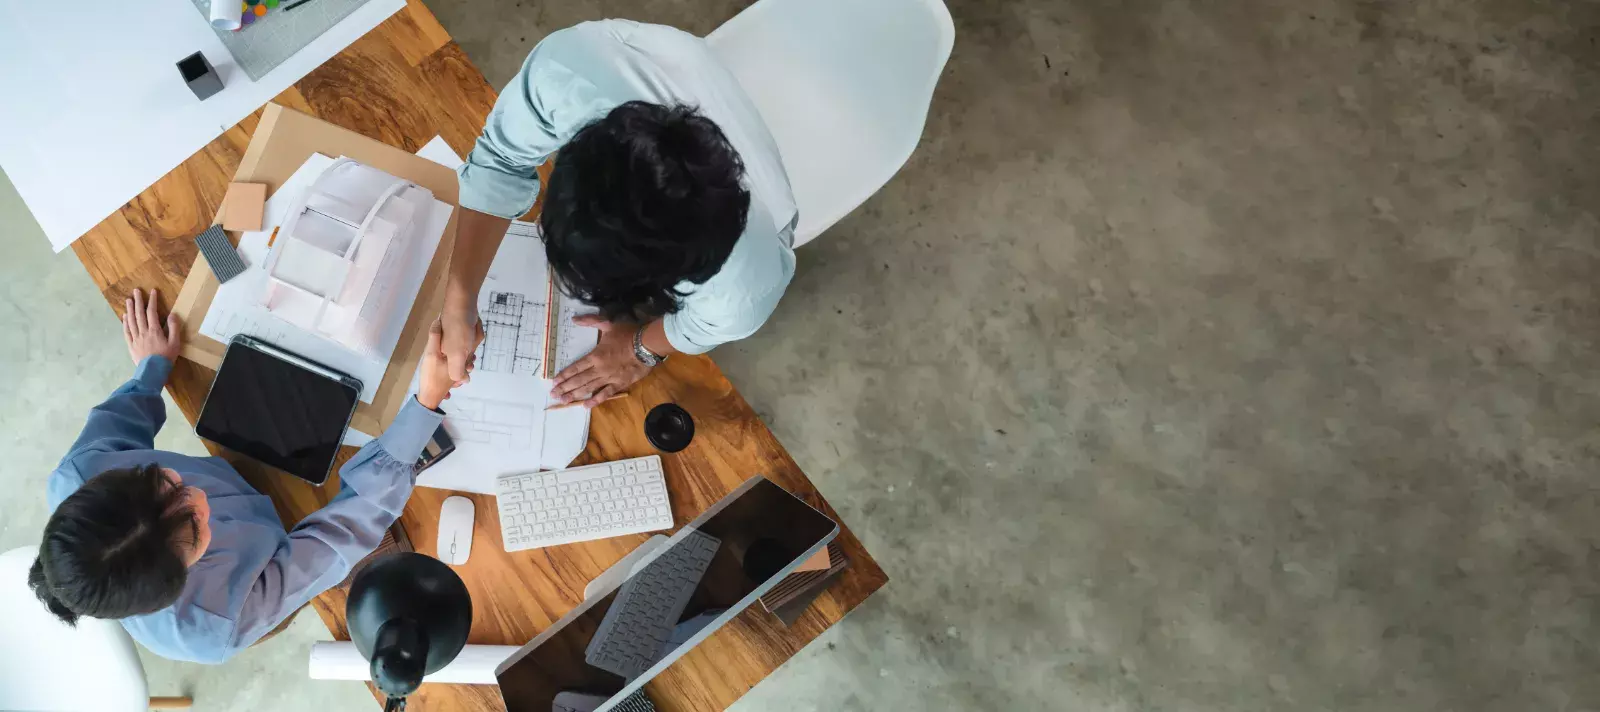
662,209,796,354
457,25,623,219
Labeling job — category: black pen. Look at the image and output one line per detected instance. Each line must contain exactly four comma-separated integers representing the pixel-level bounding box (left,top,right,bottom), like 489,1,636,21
283,0,319,11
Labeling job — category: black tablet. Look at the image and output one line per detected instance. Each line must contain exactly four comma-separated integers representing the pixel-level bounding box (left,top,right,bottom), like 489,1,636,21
196,335,362,485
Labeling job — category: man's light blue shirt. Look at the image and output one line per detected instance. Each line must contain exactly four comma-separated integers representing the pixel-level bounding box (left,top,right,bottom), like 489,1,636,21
45,355,443,664
458,19,799,354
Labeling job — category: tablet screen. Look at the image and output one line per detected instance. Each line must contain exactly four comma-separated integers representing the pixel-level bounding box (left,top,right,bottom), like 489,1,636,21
196,338,359,485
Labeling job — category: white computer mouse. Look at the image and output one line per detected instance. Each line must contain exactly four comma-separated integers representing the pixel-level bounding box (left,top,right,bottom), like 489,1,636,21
437,496,474,566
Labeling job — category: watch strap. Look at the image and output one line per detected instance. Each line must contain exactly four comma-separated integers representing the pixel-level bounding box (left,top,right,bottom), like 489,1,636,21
633,325,664,367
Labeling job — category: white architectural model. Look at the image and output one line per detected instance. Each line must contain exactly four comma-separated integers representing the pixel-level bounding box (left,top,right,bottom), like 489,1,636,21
259,157,433,360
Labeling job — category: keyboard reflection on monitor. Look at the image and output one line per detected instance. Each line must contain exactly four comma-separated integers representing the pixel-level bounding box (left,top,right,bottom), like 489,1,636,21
584,529,722,679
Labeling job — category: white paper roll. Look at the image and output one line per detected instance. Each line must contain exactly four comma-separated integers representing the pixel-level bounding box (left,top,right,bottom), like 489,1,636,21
209,0,242,30
308,642,520,685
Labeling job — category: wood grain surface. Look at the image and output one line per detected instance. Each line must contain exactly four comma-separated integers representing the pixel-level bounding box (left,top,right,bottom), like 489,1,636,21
64,2,887,710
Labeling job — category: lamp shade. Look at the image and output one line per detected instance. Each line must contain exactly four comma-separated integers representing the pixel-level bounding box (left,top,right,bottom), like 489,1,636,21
346,553,472,710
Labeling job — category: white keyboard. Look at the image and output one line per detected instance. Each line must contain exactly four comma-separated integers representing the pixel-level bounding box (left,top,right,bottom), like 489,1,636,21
496,455,674,552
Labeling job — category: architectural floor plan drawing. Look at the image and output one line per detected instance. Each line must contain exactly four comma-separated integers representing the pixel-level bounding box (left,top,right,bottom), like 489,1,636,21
441,396,539,450
479,290,547,376
411,219,601,493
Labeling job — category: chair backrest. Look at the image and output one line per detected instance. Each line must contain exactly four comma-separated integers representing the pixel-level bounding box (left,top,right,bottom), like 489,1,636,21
0,546,149,712
707,0,954,247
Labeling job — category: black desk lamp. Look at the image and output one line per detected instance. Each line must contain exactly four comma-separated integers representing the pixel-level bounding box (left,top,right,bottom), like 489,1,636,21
347,553,473,712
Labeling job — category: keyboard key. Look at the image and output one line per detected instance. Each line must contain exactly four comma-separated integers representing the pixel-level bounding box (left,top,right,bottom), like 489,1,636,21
502,492,524,504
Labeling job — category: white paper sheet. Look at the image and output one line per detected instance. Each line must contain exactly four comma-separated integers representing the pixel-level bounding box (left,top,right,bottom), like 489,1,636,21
414,135,465,170
0,0,406,251
198,153,453,402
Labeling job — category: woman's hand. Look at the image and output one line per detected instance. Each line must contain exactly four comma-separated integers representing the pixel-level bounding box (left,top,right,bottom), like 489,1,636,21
417,318,457,410
550,316,653,408
123,288,182,366
440,297,484,386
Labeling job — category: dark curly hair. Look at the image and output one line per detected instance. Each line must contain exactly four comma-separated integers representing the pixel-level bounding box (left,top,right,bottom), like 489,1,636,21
29,463,196,625
541,101,751,322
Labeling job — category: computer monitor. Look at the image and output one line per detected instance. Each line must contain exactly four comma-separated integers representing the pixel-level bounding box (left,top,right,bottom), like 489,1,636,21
495,476,838,712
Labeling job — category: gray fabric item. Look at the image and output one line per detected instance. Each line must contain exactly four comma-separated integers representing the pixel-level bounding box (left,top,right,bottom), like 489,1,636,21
195,224,247,283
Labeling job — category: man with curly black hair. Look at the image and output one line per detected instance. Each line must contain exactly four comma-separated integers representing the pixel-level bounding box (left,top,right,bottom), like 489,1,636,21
445,20,798,407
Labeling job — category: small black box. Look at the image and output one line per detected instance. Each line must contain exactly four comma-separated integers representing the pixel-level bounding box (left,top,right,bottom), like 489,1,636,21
177,51,224,100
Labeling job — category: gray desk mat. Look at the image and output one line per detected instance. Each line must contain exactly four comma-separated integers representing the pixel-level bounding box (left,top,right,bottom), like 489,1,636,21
191,0,378,81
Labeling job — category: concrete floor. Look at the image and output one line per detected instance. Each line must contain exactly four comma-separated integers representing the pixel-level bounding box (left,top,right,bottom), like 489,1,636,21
4,0,1600,710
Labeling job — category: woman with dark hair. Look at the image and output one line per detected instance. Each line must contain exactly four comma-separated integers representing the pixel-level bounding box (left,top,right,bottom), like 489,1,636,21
29,288,458,663
30,462,204,625
444,20,799,407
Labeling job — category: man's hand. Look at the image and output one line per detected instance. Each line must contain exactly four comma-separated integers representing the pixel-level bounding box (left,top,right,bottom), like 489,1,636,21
440,300,484,385
417,318,456,410
123,288,182,366
551,316,653,408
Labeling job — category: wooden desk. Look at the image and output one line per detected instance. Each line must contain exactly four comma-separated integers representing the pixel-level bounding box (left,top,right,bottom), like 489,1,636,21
66,3,888,710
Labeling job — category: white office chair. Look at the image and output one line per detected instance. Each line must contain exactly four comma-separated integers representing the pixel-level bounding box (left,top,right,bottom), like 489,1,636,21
0,546,191,711
706,0,955,247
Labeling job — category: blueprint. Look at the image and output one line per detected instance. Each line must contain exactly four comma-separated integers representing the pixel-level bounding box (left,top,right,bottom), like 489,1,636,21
479,290,545,376
414,219,601,494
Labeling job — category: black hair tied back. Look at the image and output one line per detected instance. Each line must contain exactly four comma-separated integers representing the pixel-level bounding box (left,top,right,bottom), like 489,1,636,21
27,556,81,625
28,463,196,624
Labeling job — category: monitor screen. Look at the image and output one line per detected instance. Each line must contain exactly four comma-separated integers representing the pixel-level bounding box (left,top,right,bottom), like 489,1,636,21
496,477,838,712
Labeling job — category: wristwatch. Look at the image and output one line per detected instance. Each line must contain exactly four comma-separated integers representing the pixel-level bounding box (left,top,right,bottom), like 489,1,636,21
633,324,666,367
